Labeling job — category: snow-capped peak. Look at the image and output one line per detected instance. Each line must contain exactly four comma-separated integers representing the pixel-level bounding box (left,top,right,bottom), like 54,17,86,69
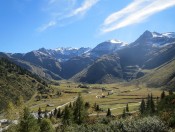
162,32,175,38
108,39,123,44
54,47,78,51
151,32,175,38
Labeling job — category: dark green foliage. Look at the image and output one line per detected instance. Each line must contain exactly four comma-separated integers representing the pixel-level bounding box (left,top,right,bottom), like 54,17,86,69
140,99,146,114
146,94,155,114
40,118,54,132
85,102,90,109
126,103,129,112
62,106,72,125
19,107,40,132
157,94,175,127
73,93,88,124
158,94,175,112
122,108,126,118
95,105,100,111
161,91,166,100
69,102,72,108
57,108,61,118
38,107,42,119
150,94,155,113
54,108,58,117
106,108,111,117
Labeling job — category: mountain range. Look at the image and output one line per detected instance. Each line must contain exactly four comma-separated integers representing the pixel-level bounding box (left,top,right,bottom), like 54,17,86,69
1,30,175,88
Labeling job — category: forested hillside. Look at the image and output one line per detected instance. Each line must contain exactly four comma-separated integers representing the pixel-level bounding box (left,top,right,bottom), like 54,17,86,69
0,57,48,111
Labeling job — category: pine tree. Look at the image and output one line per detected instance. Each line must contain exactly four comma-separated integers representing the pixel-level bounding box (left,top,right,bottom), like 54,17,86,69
69,102,72,108
122,108,126,118
106,108,111,117
19,107,40,132
140,99,145,114
161,91,166,100
40,118,54,132
53,108,58,117
57,108,61,118
73,93,88,124
150,94,155,113
85,102,90,109
38,107,42,119
126,103,129,112
96,105,100,111
62,106,72,125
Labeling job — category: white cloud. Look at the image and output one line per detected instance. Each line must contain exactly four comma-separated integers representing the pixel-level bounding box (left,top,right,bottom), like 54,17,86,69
101,0,175,33
38,0,99,32
68,0,99,17
37,21,57,32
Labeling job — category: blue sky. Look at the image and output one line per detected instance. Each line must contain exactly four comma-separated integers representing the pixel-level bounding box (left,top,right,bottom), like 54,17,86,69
1,0,175,53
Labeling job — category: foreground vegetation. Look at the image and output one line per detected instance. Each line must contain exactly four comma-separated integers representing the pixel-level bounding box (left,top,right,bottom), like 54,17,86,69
3,90,175,132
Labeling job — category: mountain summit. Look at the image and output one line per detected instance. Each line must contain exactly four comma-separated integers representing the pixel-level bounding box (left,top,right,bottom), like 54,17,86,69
133,30,175,47
89,39,127,57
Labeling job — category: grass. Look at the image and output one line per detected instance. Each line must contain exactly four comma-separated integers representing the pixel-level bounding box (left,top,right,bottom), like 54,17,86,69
26,81,164,116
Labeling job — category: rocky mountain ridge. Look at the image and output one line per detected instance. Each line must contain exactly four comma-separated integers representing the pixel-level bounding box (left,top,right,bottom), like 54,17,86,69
1,30,175,85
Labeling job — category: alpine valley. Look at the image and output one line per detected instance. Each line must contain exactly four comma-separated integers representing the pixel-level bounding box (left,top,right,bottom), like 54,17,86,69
1,30,175,131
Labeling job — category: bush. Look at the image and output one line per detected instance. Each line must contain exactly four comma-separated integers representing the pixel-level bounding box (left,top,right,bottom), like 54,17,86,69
110,116,168,132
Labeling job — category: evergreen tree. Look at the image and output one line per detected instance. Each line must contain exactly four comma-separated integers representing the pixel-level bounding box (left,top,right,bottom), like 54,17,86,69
150,94,155,113
69,102,72,108
57,108,61,118
126,103,129,112
19,107,40,132
53,108,58,117
122,108,126,118
85,102,90,109
140,99,145,114
62,106,72,125
161,91,166,100
96,105,100,111
73,93,88,124
106,108,111,117
40,118,54,132
38,107,42,120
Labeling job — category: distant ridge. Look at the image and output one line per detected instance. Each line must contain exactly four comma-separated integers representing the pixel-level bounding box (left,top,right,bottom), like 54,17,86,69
1,30,175,86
